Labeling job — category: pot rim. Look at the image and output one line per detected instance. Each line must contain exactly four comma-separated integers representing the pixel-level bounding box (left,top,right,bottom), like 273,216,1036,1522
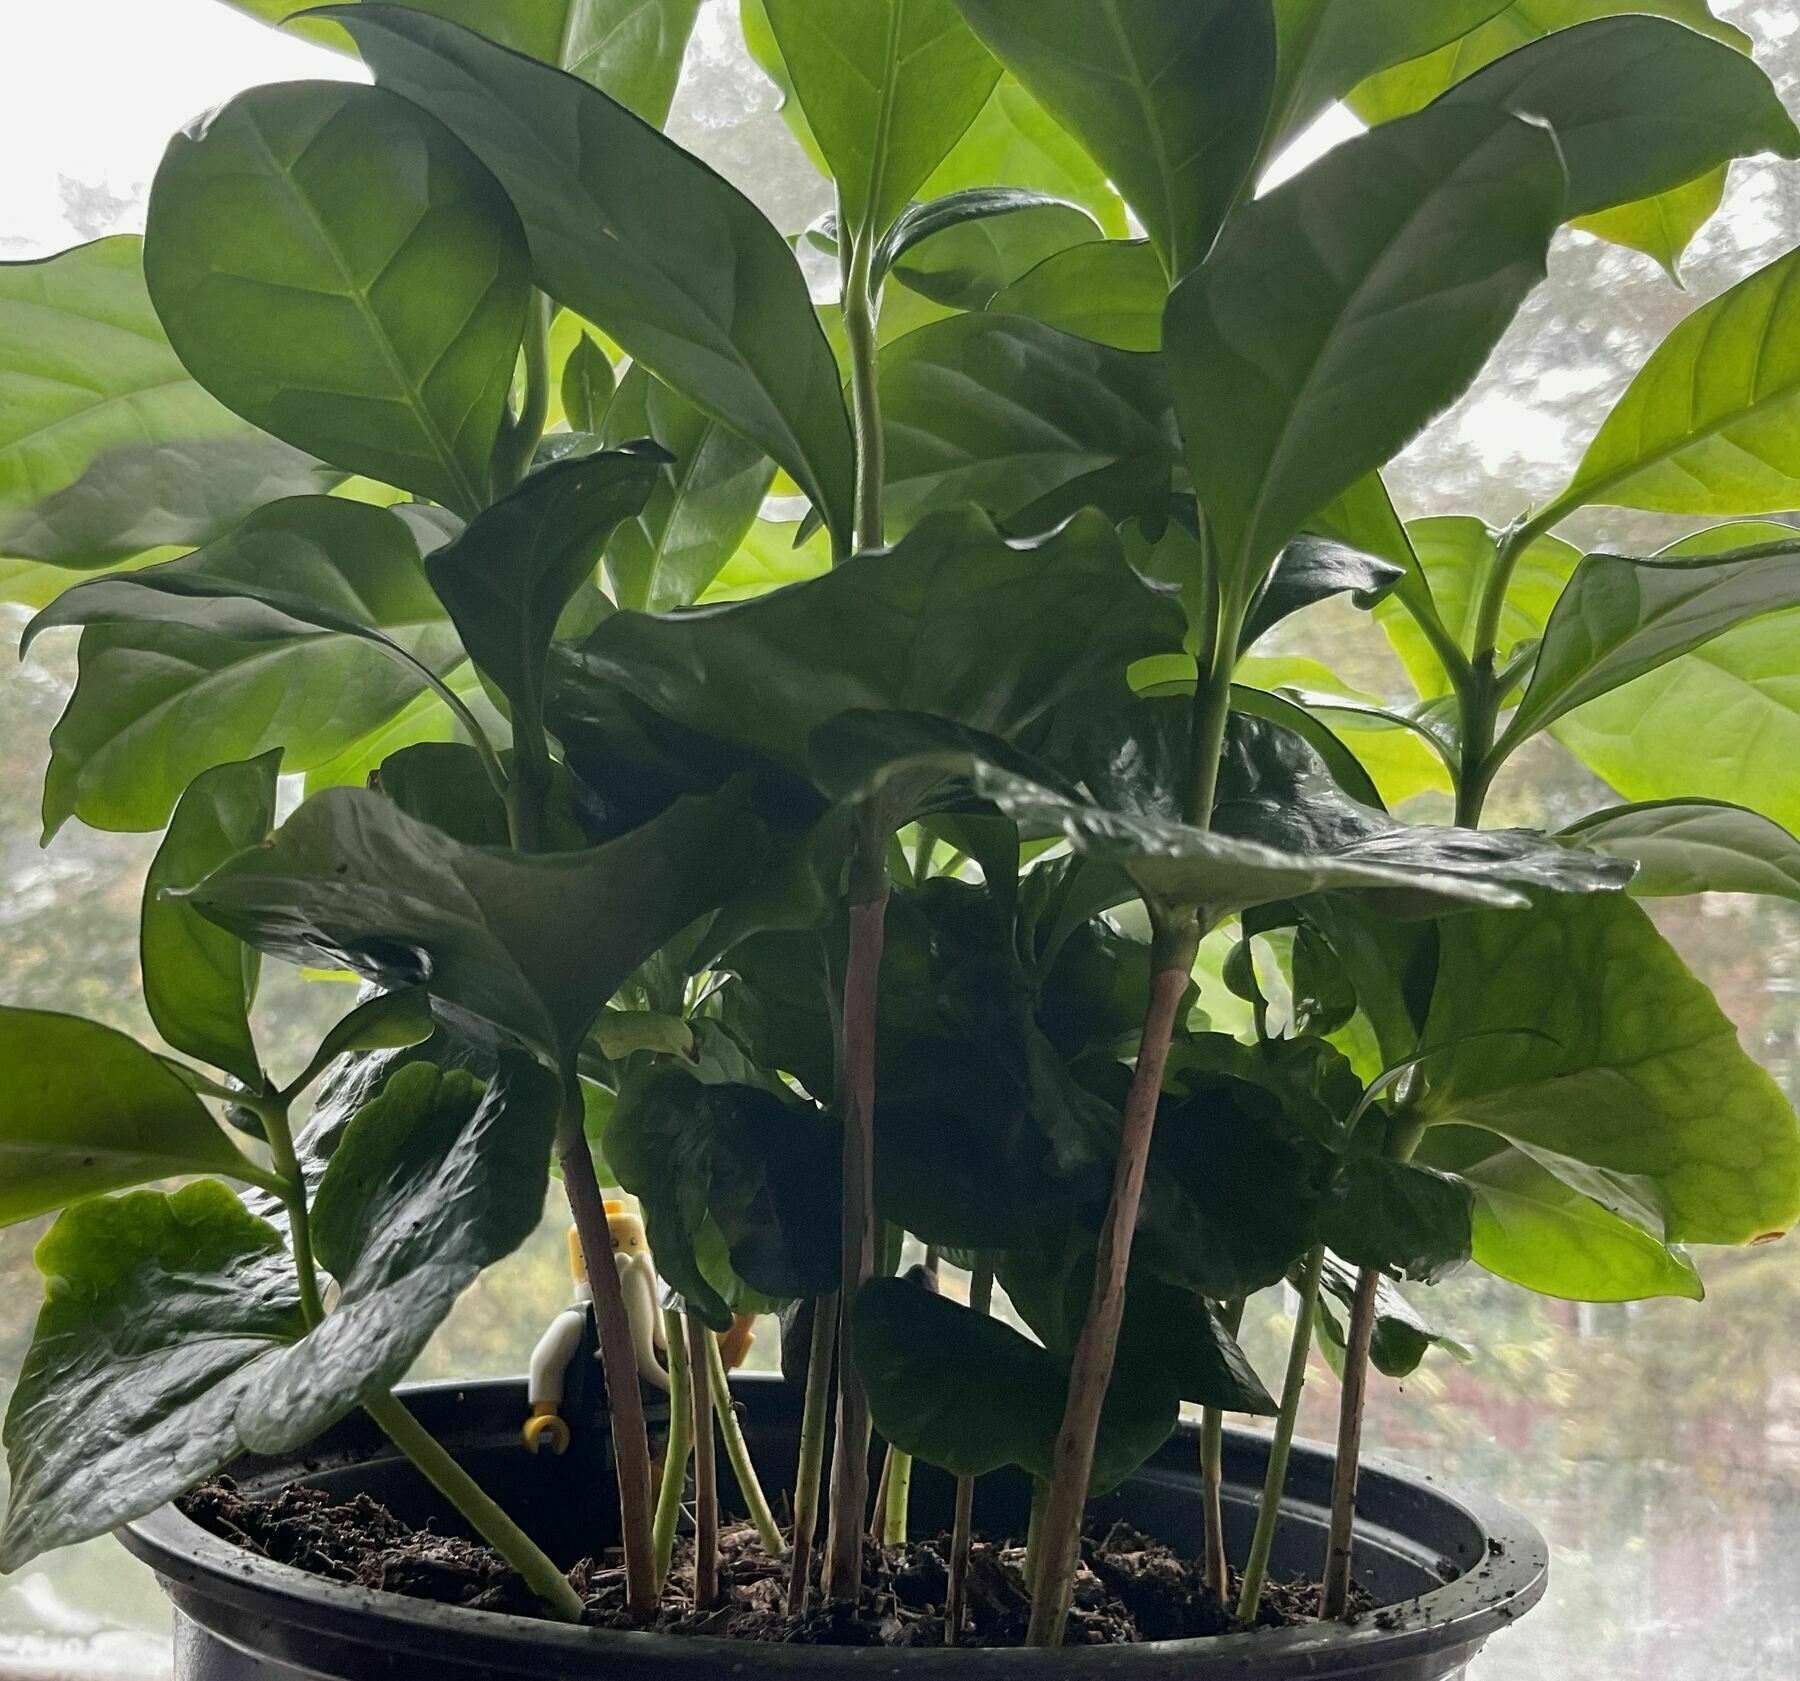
121,1376,1548,1675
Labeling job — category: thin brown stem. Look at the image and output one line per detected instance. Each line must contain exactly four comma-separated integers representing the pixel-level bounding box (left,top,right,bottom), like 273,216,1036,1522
1319,1265,1380,1619
1201,1407,1228,1600
945,1261,995,1644
558,1118,659,1622
1025,929,1199,1646
787,1293,839,1613
688,1312,719,1609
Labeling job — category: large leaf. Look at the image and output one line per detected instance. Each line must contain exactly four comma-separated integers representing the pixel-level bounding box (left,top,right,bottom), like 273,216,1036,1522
1165,105,1564,613
949,0,1277,278
424,445,664,767
142,753,281,1091
599,367,776,613
0,1011,258,1229
1432,16,1797,221
881,313,1174,535
30,497,462,837
570,506,1186,777
1373,515,1578,699
1561,801,1800,903
1500,535,1800,751
330,5,857,551
0,1183,307,1570
190,782,768,1068
0,237,332,570
145,81,530,517
1556,243,1800,520
764,0,998,240
234,1056,559,1449
989,239,1167,352
1419,892,1800,1248
216,1,704,124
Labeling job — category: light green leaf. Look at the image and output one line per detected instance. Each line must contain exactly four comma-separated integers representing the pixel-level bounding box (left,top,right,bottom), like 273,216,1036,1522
599,367,776,613
882,191,1098,309
699,519,833,603
1561,800,1800,903
142,753,281,1091
300,662,488,798
989,239,1166,352
331,4,857,551
1165,106,1565,614
764,0,999,241
949,0,1276,278
286,989,439,1098
0,1183,306,1570
145,82,530,516
881,312,1174,535
0,1011,260,1228
1420,892,1800,1247
1572,165,1725,282
0,237,331,570
560,333,617,434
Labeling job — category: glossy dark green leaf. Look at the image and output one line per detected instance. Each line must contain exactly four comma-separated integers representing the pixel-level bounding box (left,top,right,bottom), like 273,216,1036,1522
560,333,617,433
28,497,462,838
142,753,281,1090
0,237,332,570
989,238,1166,352
573,506,1185,778
950,0,1277,278
217,1,704,124
765,0,999,240
1226,685,1387,813
191,781,768,1069
1165,105,1564,613
0,1183,306,1570
1243,537,1405,651
145,81,530,516
882,191,1098,309
1319,1157,1474,1284
598,367,776,613
236,1056,559,1449
424,444,665,771
1419,892,1800,1249
1561,800,1800,903
331,4,857,550
1434,15,1797,221
881,313,1174,534
1500,536,1800,752
1291,922,1357,1037
1312,1251,1472,1379
0,1011,262,1228
853,1273,1173,1495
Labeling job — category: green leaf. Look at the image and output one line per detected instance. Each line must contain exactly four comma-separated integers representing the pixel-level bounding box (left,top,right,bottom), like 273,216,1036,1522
424,445,665,767
764,0,999,241
852,1274,1174,1495
0,1011,258,1228
0,237,332,570
237,1056,559,1450
560,333,617,433
1243,537,1405,650
1419,892,1800,1248
700,519,834,603
882,191,1098,309
190,782,769,1069
1320,1157,1474,1284
1267,0,1513,152
1500,534,1800,751
1431,16,1797,222
144,81,530,516
598,367,776,613
301,663,490,798
1418,1126,1704,1302
1561,800,1800,902
216,1,704,124
29,497,462,837
286,988,439,1098
1373,516,1579,699
989,238,1167,352
1166,106,1564,614
572,505,1185,778
331,5,857,552
142,753,282,1090
1572,165,1724,282
1313,1251,1471,1378
881,313,1174,535
949,0,1277,279
1556,244,1800,520
0,1183,306,1570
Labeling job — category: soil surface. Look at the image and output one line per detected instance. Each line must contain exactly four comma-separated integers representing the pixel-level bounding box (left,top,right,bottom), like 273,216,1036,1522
181,1478,1371,1646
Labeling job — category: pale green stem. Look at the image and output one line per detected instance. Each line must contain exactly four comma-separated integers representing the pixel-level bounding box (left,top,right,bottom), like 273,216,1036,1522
688,1312,719,1608
494,290,552,492
881,1446,913,1547
787,1294,839,1613
652,1305,694,1593
702,1327,784,1558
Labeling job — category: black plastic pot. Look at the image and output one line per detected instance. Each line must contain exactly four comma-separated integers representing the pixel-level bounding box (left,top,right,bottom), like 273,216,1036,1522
122,1375,1545,1680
